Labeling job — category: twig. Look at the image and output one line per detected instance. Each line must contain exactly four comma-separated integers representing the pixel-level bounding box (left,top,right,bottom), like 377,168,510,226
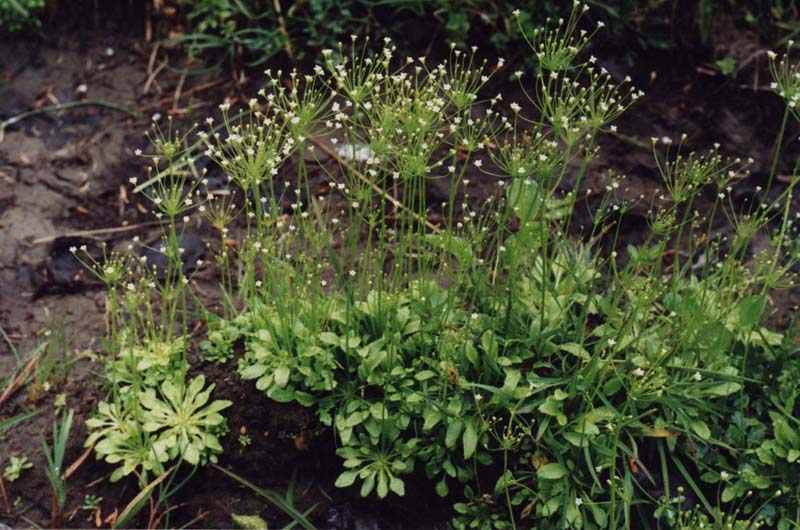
273,0,296,66
0,100,138,142
31,221,163,245
0,473,9,514
172,71,187,110
0,346,44,409
309,138,441,233
136,78,225,114
143,60,168,95
146,42,160,78
65,444,95,479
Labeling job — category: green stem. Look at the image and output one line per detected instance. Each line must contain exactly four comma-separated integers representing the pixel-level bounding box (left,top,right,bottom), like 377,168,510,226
766,106,790,196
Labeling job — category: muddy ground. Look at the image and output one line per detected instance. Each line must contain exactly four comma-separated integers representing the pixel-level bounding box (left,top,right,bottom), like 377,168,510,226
1,15,799,530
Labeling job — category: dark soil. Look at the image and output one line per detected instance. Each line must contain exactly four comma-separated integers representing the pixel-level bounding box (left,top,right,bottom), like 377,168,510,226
1,12,798,530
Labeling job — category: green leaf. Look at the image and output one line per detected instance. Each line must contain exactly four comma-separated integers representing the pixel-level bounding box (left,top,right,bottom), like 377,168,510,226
446,419,464,449
507,177,541,225
360,473,375,497
563,431,590,447
232,514,268,529
414,370,436,381
537,463,568,480
240,364,267,380
560,342,590,359
335,470,358,488
715,56,736,75
774,418,800,448
318,332,340,346
538,396,564,419
736,294,766,328
502,368,521,394
435,479,449,497
273,365,291,388
463,420,478,459
377,472,388,498
703,382,741,397
464,343,479,368
369,402,386,420
480,330,498,364
541,497,560,516
691,420,711,441
721,485,736,503
389,475,405,496
423,408,442,430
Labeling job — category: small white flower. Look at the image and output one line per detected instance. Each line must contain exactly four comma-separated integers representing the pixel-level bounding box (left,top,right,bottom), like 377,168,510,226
575,497,584,507
692,372,702,382
607,338,617,347
633,367,645,377
471,312,479,320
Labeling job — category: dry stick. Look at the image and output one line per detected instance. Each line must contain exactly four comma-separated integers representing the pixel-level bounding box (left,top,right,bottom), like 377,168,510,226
143,60,168,95
172,71,187,110
146,41,160,79
31,221,164,245
65,444,95,479
0,473,9,514
0,349,44,408
309,138,441,233
136,78,226,114
273,0,296,66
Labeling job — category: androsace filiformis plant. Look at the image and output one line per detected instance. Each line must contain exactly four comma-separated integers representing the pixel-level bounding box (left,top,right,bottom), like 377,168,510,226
77,1,800,528
75,117,232,488
194,1,800,527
